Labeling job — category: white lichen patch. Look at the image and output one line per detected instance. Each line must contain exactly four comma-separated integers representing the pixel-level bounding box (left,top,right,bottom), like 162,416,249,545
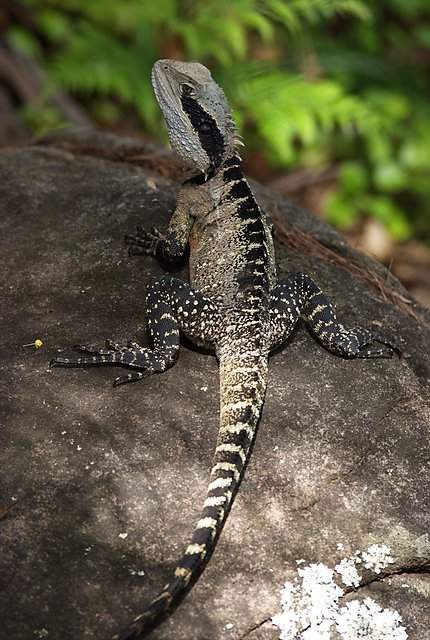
272,544,407,640
272,565,343,640
299,563,343,627
361,544,394,574
335,558,361,588
336,598,407,640
271,582,300,640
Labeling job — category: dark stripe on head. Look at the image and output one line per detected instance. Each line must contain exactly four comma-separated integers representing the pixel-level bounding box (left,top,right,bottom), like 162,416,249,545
181,95,225,170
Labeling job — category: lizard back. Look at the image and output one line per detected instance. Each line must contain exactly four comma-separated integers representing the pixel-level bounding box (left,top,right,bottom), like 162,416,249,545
188,155,277,314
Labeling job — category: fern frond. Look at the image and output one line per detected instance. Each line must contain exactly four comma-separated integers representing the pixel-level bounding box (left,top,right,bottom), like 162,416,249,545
48,20,158,125
229,69,381,164
259,0,370,36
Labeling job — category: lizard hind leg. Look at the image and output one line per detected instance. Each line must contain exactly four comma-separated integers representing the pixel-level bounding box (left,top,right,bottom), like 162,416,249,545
115,276,220,383
50,340,166,386
50,276,220,386
145,275,220,353
269,272,400,358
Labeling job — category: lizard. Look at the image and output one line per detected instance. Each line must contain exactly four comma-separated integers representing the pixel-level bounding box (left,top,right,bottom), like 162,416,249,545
50,59,399,639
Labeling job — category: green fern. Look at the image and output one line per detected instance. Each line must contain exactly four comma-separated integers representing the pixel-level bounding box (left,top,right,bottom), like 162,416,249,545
47,21,158,125
223,67,380,164
262,0,371,36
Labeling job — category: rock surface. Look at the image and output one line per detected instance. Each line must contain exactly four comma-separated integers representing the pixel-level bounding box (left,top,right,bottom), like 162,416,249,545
0,130,429,640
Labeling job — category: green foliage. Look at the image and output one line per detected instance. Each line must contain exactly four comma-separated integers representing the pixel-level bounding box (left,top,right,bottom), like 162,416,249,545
20,102,66,136
222,67,381,165
7,0,430,241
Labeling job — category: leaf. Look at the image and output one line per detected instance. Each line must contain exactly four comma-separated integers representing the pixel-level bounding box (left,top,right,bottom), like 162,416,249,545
415,25,430,48
326,191,360,229
6,26,41,57
340,162,369,195
363,195,412,241
37,10,71,42
374,163,407,192
241,10,274,42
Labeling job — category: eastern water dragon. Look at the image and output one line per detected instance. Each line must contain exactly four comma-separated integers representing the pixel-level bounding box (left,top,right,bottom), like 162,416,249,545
51,59,398,639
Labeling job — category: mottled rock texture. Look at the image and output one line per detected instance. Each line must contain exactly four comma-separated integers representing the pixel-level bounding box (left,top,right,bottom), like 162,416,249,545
0,129,429,640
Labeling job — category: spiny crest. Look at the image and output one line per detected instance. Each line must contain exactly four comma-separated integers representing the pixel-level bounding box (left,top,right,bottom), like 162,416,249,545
152,59,240,175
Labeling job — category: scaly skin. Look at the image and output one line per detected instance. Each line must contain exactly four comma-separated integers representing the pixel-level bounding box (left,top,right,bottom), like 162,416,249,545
51,59,399,639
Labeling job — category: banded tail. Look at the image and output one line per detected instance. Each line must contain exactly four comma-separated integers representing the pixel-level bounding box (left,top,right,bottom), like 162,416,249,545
114,351,268,639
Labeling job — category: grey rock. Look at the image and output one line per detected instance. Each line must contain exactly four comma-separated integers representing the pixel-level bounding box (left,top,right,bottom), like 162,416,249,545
0,130,429,640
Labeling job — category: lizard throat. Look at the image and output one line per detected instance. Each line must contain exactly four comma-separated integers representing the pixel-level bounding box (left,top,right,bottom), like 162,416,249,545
185,155,241,186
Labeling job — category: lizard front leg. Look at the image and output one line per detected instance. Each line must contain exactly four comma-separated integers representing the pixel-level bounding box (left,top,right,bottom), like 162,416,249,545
125,185,194,263
269,272,399,358
51,276,220,386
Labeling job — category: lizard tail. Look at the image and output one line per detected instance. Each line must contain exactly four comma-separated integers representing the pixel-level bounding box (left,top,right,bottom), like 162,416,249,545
114,352,269,639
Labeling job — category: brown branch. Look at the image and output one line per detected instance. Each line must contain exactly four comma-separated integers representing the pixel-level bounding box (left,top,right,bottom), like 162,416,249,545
269,166,338,195
0,87,28,144
0,42,92,127
36,131,184,180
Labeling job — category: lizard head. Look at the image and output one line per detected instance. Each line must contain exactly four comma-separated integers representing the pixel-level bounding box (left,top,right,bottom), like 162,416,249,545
152,59,240,176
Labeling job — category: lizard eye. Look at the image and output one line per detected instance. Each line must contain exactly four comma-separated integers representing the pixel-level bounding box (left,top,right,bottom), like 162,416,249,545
181,83,194,97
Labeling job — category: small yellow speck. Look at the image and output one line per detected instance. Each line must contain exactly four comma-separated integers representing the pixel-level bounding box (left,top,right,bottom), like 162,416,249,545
23,338,44,349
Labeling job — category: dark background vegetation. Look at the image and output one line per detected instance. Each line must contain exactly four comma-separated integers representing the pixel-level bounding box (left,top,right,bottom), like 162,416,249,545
1,0,429,305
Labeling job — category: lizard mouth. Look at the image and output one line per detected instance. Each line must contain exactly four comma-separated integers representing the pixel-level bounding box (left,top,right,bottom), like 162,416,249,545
151,61,180,113
151,64,165,107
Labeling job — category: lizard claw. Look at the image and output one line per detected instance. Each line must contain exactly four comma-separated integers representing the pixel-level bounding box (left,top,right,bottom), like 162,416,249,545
125,225,164,257
371,331,402,357
355,329,402,359
50,339,129,368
